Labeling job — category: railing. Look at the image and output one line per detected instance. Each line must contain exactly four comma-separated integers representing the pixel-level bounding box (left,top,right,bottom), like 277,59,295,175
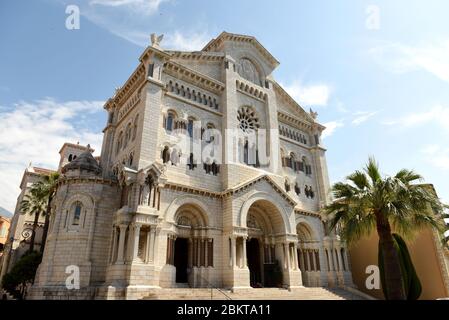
196,274,232,300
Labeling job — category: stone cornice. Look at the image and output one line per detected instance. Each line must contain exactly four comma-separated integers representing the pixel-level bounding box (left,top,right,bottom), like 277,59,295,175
164,174,296,207
164,60,225,94
164,92,223,117
163,176,323,220
139,45,172,63
56,176,118,188
114,64,147,107
166,50,225,61
278,111,313,132
294,208,322,219
236,79,268,102
164,182,221,198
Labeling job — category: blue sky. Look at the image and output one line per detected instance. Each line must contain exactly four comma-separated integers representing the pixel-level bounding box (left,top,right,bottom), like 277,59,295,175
1,0,449,212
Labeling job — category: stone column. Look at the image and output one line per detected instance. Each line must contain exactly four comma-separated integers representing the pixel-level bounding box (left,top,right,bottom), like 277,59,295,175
231,237,236,268
293,243,299,270
266,244,271,263
150,228,156,262
197,237,201,267
171,235,176,265
242,237,247,268
312,249,317,272
145,228,151,263
299,249,305,272
326,248,333,271
337,247,343,272
204,239,208,268
285,243,291,270
110,227,117,264
116,225,127,264
188,238,193,267
132,224,141,261
305,249,310,271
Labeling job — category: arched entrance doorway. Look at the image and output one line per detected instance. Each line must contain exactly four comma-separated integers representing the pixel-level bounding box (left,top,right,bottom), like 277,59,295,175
166,203,212,287
245,199,287,288
296,222,321,286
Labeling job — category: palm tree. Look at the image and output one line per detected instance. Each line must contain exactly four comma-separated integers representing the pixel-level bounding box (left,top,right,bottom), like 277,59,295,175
323,157,446,300
20,186,47,253
32,172,60,254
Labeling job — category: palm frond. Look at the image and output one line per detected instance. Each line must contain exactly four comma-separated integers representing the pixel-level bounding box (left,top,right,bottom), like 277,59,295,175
347,170,371,190
322,157,448,246
395,169,423,184
365,156,381,185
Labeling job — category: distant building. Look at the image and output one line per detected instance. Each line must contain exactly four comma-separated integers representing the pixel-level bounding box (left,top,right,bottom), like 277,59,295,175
0,216,11,255
0,143,90,281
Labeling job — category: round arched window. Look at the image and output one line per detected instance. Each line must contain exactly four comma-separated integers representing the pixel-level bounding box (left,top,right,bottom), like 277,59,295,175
237,106,259,133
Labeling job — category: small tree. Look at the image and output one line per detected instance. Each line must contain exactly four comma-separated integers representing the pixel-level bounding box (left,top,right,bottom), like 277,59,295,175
20,186,47,253
323,157,446,300
1,251,42,299
32,172,60,253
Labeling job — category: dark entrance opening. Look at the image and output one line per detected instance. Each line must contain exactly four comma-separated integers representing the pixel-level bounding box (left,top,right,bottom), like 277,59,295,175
246,238,262,287
174,238,188,283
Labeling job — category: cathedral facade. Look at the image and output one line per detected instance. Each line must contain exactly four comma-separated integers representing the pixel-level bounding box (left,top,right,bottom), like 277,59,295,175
29,32,353,299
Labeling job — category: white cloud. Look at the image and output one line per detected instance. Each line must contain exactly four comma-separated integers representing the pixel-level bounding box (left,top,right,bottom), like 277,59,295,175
0,98,104,212
421,145,449,171
164,31,211,51
89,0,167,15
370,40,449,85
351,111,378,126
282,80,332,107
80,2,212,50
322,120,344,139
383,105,449,130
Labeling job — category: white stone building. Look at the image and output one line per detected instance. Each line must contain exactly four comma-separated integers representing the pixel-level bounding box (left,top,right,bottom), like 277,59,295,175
28,32,353,299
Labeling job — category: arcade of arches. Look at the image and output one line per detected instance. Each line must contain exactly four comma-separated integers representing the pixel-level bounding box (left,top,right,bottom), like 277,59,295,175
108,197,351,290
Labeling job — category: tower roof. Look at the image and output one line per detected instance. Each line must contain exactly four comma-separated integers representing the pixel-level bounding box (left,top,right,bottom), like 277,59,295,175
61,145,101,175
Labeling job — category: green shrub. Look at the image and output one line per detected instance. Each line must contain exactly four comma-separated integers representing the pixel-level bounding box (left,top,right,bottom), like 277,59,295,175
1,251,42,299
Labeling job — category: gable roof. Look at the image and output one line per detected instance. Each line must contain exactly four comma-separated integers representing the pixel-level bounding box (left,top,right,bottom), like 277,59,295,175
202,32,280,68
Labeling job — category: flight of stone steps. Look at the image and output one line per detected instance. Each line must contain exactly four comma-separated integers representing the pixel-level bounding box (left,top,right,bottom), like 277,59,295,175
142,287,369,300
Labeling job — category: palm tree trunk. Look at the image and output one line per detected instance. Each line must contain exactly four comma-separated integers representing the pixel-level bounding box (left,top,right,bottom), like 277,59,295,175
40,196,52,254
28,211,40,253
376,213,406,300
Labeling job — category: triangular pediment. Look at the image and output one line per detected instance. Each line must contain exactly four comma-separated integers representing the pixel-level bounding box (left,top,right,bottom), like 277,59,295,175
225,174,297,207
203,32,279,73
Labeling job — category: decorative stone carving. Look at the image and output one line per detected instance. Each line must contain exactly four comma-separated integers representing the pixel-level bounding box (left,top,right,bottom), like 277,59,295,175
236,58,261,86
150,33,164,48
177,215,191,227
247,213,259,229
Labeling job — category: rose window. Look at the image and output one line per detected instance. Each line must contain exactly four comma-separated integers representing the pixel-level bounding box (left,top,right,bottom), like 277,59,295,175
237,106,259,133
